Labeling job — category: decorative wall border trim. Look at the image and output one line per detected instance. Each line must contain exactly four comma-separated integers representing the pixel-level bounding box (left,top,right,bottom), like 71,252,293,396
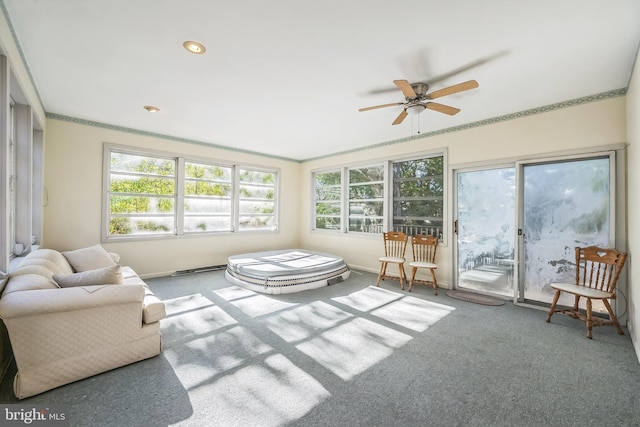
45,113,297,162
47,88,626,164
303,88,628,162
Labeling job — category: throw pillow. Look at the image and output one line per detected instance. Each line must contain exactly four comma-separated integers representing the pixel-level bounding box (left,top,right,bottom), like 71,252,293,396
53,264,124,288
62,244,116,272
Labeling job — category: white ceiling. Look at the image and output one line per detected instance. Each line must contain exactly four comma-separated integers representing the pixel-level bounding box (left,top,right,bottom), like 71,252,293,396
3,0,639,161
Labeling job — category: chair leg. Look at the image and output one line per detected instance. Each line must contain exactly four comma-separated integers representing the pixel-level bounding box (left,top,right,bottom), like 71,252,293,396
586,298,593,339
408,267,417,292
430,268,438,295
376,262,386,287
546,290,562,322
399,263,405,290
602,299,624,336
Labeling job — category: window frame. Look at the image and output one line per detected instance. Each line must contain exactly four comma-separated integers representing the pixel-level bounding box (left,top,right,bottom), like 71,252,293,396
347,163,385,234
236,166,279,232
391,155,445,239
106,148,178,238
312,169,344,232
8,101,15,256
102,144,280,241
311,149,447,241
183,159,234,234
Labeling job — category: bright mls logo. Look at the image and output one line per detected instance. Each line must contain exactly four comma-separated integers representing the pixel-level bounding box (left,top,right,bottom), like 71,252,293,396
0,405,69,426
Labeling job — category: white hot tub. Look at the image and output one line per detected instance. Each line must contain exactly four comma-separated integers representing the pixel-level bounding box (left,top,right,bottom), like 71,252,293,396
225,249,350,294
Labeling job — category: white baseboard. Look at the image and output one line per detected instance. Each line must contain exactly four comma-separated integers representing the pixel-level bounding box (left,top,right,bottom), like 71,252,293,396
628,320,640,364
348,264,450,289
139,270,180,280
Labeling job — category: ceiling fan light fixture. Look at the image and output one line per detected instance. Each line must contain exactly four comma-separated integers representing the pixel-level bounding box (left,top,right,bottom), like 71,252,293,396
406,104,426,115
183,40,206,54
143,105,160,113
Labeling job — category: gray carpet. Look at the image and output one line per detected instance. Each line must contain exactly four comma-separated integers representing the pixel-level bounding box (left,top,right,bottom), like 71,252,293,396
1,269,639,426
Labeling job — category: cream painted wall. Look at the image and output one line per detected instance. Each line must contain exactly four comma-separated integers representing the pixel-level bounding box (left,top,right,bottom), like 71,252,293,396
41,96,630,309
42,119,301,277
299,97,627,290
626,46,639,361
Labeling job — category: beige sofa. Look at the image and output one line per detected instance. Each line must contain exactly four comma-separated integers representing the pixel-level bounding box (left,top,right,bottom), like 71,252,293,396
0,246,165,399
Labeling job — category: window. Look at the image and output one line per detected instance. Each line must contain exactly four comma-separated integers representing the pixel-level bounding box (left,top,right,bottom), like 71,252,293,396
108,151,177,237
184,161,232,232
312,153,445,238
313,170,342,231
348,165,384,233
0,58,44,274
8,102,16,255
392,156,444,238
238,168,277,231
104,146,278,240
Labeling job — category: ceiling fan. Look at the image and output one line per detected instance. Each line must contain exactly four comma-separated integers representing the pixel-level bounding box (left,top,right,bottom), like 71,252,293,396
359,79,479,125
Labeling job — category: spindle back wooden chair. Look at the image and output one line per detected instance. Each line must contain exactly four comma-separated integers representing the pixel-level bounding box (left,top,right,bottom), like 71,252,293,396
408,235,439,294
545,246,627,339
376,231,408,290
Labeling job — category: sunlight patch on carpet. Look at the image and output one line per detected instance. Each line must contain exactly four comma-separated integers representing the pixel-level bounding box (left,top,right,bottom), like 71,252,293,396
263,301,353,343
213,285,258,301
222,291,299,318
331,286,403,312
162,295,238,346
371,296,455,332
296,317,412,380
163,293,215,317
183,354,330,426
164,325,273,390
331,286,455,332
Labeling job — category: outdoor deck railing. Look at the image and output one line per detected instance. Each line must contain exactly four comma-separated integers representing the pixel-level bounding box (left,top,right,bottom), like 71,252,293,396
361,224,442,238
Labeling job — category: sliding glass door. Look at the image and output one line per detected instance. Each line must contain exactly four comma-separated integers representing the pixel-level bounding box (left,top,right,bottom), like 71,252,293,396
454,153,616,310
519,156,613,309
455,167,516,297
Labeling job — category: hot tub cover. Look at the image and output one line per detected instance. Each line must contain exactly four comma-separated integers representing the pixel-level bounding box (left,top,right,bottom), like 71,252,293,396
225,249,350,294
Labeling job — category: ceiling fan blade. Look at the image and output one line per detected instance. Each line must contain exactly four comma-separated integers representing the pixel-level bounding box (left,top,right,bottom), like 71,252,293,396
426,51,507,86
359,102,403,112
393,80,417,98
426,102,461,116
427,80,479,99
392,109,408,125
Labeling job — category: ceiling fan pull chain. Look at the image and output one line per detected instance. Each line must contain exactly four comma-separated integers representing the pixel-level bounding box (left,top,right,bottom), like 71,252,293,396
411,113,421,136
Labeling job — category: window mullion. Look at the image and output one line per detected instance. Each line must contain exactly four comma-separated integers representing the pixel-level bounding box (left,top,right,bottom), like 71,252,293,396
176,157,185,235
342,167,348,233
385,160,392,232
232,165,239,232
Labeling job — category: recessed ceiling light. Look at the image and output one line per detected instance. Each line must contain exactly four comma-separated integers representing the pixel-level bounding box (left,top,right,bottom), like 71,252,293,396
143,105,160,113
183,41,206,54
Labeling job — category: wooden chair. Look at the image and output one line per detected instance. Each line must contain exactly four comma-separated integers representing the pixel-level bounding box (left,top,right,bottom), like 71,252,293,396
376,231,408,289
545,246,627,339
408,235,439,294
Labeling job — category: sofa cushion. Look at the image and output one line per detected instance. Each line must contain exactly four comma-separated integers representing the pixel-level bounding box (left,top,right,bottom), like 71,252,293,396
2,274,58,296
16,256,75,277
62,245,116,272
53,264,124,288
11,264,60,280
21,249,74,274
